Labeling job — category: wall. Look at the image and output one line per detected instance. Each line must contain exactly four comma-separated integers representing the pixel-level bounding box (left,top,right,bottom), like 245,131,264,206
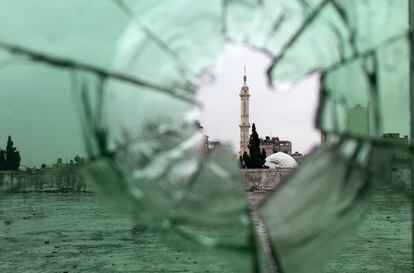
1,167,293,194
242,168,292,192
0,168,91,193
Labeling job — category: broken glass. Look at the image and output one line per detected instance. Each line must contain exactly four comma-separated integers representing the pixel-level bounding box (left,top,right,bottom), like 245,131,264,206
259,140,372,273
0,0,412,273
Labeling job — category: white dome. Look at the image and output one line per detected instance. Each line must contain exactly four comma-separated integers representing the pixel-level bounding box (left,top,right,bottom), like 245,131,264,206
264,152,297,168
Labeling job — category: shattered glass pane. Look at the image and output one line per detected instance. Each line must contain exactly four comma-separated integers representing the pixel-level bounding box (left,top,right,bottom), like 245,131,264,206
112,0,225,89
267,0,409,89
377,38,410,139
0,0,412,273
319,57,378,137
323,143,412,272
259,141,372,273
0,1,129,67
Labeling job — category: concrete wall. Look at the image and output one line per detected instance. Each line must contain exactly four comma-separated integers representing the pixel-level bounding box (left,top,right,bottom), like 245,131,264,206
0,168,91,193
242,168,292,192
1,167,293,194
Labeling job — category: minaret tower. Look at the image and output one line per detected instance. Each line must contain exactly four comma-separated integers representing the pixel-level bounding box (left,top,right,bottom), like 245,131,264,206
239,67,250,156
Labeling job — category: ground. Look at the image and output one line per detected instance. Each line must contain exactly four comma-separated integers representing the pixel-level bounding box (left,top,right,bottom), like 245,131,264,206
324,187,411,273
0,194,250,273
0,189,411,273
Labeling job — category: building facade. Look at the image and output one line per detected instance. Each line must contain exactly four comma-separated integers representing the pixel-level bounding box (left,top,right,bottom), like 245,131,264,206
259,136,292,156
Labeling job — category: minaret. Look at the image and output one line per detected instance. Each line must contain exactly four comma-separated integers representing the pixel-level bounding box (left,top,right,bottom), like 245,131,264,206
239,67,250,156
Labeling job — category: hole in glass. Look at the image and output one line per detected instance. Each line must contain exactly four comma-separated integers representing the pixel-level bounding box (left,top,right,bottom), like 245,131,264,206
196,43,321,157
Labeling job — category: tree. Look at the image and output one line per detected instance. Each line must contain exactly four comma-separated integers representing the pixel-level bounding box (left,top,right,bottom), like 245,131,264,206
74,154,85,165
247,124,266,168
74,154,81,164
261,148,267,163
0,149,6,170
5,136,21,170
238,155,244,169
261,148,269,168
242,151,251,168
239,124,266,169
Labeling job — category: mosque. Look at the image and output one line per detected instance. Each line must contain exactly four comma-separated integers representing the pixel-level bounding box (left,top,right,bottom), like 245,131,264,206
201,68,303,169
238,68,303,168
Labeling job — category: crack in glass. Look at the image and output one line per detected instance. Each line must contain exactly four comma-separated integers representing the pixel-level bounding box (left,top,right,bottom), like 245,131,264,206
0,0,412,272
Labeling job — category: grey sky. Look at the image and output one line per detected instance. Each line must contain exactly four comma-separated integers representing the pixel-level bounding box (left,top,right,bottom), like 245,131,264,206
197,44,321,155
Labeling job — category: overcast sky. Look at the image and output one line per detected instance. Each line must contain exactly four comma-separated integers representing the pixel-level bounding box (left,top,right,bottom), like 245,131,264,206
197,43,321,155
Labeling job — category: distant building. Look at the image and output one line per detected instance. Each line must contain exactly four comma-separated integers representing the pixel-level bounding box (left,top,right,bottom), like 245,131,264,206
382,133,410,165
52,158,65,168
321,104,370,145
381,133,410,190
291,151,304,162
48,155,85,169
382,133,409,145
259,136,292,156
347,104,370,136
209,141,221,150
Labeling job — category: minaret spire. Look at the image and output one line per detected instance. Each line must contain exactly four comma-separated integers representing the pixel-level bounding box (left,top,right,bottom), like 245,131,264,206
239,66,250,156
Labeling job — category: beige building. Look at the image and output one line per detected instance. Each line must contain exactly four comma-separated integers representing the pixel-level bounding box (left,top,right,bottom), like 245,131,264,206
259,136,292,156
239,67,250,156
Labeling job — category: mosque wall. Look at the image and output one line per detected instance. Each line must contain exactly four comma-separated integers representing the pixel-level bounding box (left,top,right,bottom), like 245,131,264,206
242,168,292,192
1,168,294,195
0,169,91,193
